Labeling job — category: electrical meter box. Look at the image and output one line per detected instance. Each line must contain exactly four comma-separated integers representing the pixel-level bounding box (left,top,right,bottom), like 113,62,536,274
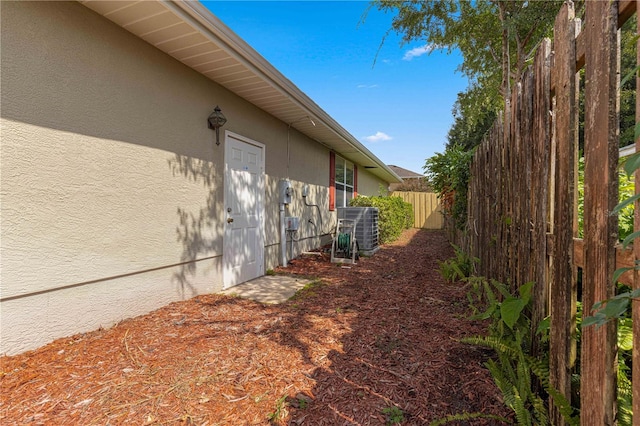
279,179,292,205
285,217,299,231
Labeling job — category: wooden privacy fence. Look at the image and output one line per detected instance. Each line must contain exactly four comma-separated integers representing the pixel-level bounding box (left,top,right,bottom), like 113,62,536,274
464,1,638,424
391,191,443,229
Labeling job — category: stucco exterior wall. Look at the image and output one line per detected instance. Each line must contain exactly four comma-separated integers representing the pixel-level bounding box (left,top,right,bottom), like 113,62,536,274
357,168,390,197
0,2,328,354
1,1,229,355
0,1,359,355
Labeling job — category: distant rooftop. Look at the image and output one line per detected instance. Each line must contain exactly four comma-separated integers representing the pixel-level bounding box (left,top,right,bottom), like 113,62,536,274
387,165,424,179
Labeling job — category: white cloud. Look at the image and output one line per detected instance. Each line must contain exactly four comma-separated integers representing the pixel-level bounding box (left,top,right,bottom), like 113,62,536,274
402,44,436,61
363,131,392,143
357,84,379,89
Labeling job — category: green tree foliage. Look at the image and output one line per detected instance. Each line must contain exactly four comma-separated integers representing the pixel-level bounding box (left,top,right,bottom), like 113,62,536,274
370,0,563,126
576,17,636,150
370,1,564,230
576,158,635,242
447,96,496,150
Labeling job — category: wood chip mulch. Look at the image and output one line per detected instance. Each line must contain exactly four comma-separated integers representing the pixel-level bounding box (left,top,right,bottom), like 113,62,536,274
0,229,513,425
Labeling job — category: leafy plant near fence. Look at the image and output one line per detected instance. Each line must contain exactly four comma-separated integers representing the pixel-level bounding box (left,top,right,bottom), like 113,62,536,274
462,278,579,426
432,243,635,426
577,157,635,241
431,248,580,425
438,244,478,282
349,195,413,244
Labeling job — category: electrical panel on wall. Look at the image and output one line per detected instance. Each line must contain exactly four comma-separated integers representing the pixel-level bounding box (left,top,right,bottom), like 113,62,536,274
280,179,292,205
285,217,299,231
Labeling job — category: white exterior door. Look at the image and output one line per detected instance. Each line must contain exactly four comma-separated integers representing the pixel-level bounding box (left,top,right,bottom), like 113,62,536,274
223,132,265,288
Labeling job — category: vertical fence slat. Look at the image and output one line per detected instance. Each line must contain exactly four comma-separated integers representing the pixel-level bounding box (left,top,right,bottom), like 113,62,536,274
633,2,640,423
530,38,551,362
517,79,528,289
508,94,516,291
512,80,522,290
500,116,509,286
581,1,619,424
523,71,534,287
550,4,579,423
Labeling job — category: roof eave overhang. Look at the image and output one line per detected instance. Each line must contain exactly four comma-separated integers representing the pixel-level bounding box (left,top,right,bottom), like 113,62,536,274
80,0,401,184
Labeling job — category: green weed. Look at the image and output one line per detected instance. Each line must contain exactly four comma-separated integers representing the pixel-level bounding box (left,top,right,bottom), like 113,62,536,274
267,395,288,423
429,412,511,426
462,278,578,426
297,397,308,409
382,406,405,425
289,279,325,301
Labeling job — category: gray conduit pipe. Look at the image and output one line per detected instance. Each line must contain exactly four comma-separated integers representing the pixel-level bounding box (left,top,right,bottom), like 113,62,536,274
280,203,287,267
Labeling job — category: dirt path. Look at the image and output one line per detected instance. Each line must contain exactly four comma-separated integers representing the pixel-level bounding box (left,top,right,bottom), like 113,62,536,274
0,229,512,425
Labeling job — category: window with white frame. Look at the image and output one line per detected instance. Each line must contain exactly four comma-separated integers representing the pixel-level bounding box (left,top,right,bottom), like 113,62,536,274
334,155,354,208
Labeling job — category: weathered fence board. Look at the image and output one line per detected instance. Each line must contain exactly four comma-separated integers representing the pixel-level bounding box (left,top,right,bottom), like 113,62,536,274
530,38,551,366
581,1,619,423
391,191,443,229
550,4,579,423
462,1,637,424
573,239,634,286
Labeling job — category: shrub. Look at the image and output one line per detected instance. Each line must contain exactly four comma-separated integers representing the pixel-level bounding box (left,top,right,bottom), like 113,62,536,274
350,195,413,244
424,145,474,230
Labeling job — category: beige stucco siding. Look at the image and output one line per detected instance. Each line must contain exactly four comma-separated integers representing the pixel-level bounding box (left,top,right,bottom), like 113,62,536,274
1,1,234,354
0,1,344,355
358,168,389,197
1,1,391,355
1,261,218,356
1,119,222,296
263,128,332,258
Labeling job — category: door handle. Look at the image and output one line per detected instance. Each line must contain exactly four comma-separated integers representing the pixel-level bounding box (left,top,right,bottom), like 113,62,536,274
227,218,234,223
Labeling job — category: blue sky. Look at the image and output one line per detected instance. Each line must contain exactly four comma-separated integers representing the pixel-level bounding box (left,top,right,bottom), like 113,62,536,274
203,1,469,175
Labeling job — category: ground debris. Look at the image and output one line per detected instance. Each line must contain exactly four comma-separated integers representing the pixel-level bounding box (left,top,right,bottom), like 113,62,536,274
0,229,512,425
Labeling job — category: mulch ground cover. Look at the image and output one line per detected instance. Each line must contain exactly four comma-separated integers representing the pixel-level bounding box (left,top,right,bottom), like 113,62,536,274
0,228,513,425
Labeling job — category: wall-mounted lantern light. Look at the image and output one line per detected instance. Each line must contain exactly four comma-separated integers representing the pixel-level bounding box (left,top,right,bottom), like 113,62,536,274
207,106,227,145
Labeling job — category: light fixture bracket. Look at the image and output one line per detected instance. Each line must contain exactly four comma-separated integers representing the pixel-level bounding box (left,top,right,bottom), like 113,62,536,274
207,105,227,145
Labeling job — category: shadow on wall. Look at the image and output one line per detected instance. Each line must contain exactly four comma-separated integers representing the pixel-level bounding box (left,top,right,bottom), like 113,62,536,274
265,176,280,247
168,154,223,296
267,179,332,264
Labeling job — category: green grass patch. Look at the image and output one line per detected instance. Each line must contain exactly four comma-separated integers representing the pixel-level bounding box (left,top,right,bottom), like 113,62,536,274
288,279,325,301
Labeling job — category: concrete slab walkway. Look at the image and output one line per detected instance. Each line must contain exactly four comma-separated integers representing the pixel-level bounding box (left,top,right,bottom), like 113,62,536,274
219,274,313,304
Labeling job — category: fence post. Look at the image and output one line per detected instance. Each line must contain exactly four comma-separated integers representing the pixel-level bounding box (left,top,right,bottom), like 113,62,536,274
549,4,579,424
581,1,620,424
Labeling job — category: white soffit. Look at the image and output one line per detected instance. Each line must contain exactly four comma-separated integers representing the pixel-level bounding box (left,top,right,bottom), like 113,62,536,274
80,0,401,183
